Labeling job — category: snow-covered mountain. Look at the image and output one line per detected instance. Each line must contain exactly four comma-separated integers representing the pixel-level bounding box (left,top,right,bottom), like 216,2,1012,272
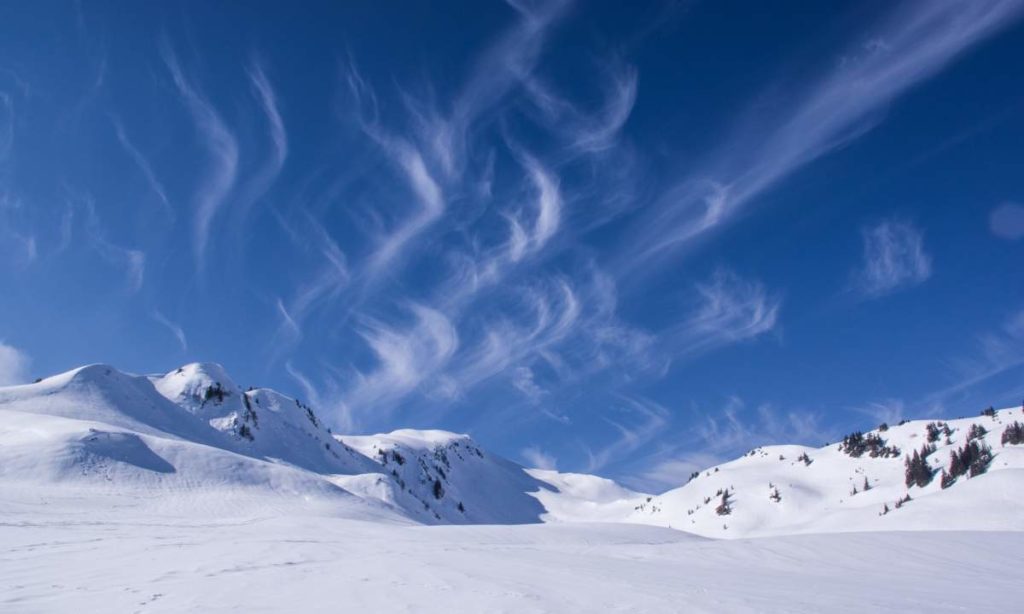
2,361,1023,538
628,408,1024,537
0,362,620,524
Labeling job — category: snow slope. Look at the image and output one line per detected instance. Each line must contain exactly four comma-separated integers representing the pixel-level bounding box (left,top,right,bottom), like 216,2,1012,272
0,367,404,521
339,429,554,524
2,496,1021,613
151,363,377,475
628,407,1024,537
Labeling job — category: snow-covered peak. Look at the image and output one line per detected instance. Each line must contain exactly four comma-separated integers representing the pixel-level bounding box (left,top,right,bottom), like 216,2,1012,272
152,362,242,417
339,429,551,524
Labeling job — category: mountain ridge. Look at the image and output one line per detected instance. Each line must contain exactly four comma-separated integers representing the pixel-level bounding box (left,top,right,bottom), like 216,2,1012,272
2,361,1022,538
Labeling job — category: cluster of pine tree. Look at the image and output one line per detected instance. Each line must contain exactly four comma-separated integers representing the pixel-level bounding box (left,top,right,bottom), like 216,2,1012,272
967,423,987,441
1002,422,1024,446
839,431,900,458
202,382,229,404
947,439,993,481
904,444,935,488
926,421,953,443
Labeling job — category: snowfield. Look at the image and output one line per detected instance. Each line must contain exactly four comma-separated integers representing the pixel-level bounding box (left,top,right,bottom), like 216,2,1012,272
2,363,1023,612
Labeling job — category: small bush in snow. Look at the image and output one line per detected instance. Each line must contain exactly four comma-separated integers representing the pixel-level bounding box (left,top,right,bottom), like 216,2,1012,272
715,491,732,516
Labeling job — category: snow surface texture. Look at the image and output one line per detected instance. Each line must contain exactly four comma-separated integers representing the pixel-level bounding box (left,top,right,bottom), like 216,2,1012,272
2,363,1023,612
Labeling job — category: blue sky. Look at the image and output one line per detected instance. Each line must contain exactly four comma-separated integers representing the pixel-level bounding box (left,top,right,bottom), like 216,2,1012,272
2,0,1024,490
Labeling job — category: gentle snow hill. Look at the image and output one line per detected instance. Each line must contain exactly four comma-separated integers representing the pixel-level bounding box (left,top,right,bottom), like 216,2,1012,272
628,407,1024,538
0,364,394,518
526,469,644,523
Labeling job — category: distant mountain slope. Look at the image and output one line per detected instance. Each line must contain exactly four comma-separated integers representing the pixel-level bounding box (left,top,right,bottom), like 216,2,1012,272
2,361,1023,537
337,429,554,524
628,407,1024,537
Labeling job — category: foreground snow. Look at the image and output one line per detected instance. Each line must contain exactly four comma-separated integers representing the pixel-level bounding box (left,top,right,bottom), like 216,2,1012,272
2,491,1021,613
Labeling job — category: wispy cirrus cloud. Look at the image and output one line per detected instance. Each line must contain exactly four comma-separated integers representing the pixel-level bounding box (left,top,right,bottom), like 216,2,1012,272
521,445,558,470
669,268,781,357
854,398,909,428
525,55,638,155
78,194,145,293
990,202,1024,240
627,0,1024,267
425,0,573,177
151,310,188,353
506,153,562,262
0,191,37,268
110,116,172,217
162,44,239,271
852,219,931,298
0,341,30,386
926,307,1024,406
232,60,287,230
269,211,350,349
340,303,459,417
634,396,836,492
585,396,670,473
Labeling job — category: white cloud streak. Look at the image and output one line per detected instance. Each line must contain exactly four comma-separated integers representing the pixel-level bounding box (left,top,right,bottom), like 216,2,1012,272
110,116,172,217
631,0,1024,264
366,141,445,276
233,60,288,228
585,396,669,473
163,45,239,270
80,196,145,293
853,219,931,297
341,303,459,415
670,268,781,356
0,341,30,386
151,310,188,353
521,445,558,470
525,57,638,154
507,154,562,262
990,202,1024,240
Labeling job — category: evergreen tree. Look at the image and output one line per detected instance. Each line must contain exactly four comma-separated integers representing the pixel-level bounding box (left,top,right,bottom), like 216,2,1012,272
1001,422,1024,446
967,423,987,441
715,491,732,516
904,450,933,488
